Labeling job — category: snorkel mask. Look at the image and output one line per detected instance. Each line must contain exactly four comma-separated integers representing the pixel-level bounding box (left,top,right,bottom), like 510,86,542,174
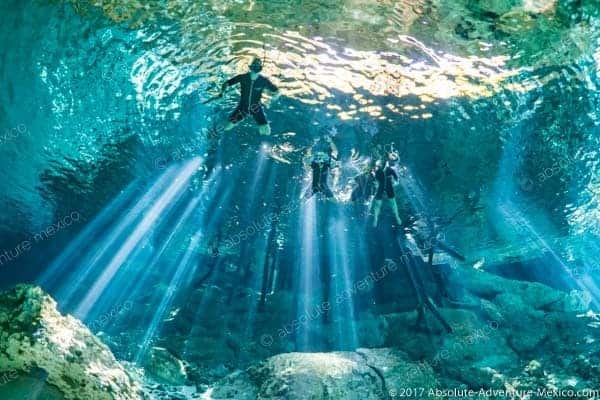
249,58,263,73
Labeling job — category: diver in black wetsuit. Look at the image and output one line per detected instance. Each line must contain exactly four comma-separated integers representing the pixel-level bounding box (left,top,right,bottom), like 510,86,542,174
304,136,338,200
310,153,334,198
372,159,402,227
351,162,375,203
219,58,280,136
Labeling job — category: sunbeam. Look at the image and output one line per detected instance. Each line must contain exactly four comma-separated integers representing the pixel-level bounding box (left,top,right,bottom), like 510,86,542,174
3,2,600,399
297,196,320,351
135,228,204,363
53,168,184,307
75,157,203,318
37,181,138,290
328,208,358,350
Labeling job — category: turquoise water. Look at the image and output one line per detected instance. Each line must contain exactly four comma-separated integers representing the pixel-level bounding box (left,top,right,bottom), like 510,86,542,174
1,0,600,398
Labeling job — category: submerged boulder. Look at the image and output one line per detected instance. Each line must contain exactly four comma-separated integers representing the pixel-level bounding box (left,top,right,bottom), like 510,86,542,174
370,267,598,391
0,284,144,400
477,0,518,15
208,348,436,400
143,346,188,386
449,267,591,313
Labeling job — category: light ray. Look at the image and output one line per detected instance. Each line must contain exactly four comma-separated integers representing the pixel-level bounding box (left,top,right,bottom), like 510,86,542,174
297,195,319,351
56,167,181,305
37,181,138,290
75,157,202,318
135,228,204,363
329,208,358,350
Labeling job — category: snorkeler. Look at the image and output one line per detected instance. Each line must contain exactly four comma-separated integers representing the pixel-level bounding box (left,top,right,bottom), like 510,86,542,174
304,135,338,200
350,161,375,204
372,158,402,227
346,162,375,218
219,57,280,136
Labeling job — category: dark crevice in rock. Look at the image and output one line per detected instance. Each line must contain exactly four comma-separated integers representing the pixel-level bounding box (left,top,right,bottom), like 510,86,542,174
468,290,500,302
539,298,563,312
356,350,391,400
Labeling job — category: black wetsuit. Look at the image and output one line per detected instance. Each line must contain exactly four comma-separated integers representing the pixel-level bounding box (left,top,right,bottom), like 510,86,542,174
224,73,278,125
310,157,334,198
374,166,398,199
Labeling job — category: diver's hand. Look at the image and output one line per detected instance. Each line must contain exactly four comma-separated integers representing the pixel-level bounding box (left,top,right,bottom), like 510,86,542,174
218,82,229,97
266,92,280,107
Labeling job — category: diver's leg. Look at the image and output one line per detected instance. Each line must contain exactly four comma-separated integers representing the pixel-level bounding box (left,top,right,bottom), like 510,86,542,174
258,124,271,136
372,199,382,227
324,185,334,200
388,197,402,226
225,108,246,131
253,107,271,136
302,187,315,200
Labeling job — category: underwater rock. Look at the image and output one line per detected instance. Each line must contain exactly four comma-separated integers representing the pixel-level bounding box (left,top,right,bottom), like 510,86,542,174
381,311,437,359
143,346,188,386
206,370,258,400
0,284,143,400
514,280,564,310
372,268,598,391
496,10,537,34
552,289,593,313
503,357,597,396
479,298,505,322
438,308,519,387
356,348,438,395
492,292,549,353
208,349,435,400
0,368,68,400
445,268,593,355
450,267,590,312
477,0,518,15
451,268,505,299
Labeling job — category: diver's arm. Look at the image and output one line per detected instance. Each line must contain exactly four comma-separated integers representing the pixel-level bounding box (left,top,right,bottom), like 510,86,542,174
390,168,402,191
269,90,281,102
219,74,243,96
325,136,338,160
265,78,281,102
219,82,227,96
263,89,280,107
303,150,312,167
